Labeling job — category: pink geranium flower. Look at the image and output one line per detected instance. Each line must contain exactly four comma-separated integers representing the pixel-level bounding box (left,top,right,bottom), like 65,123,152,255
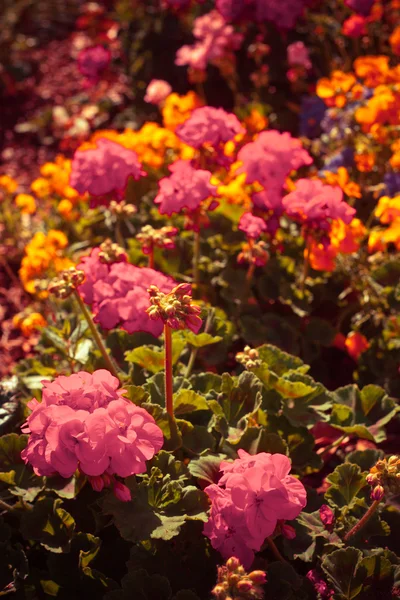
238,212,267,239
77,247,175,336
203,450,307,566
176,106,244,149
175,10,244,71
282,179,356,230
154,160,217,216
342,15,367,38
21,370,164,500
70,138,146,206
144,79,172,104
77,45,111,85
287,41,311,69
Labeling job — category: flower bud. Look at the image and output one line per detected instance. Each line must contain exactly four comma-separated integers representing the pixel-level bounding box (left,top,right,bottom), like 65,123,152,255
113,481,131,502
89,475,104,492
248,570,267,584
371,485,385,502
366,473,379,486
282,523,296,539
226,557,241,572
236,579,253,592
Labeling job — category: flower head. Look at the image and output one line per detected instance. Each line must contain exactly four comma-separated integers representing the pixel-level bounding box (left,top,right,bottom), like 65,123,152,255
77,45,111,85
176,106,244,149
70,138,146,206
342,14,368,37
48,267,85,299
287,41,311,69
144,79,172,104
77,248,175,336
147,283,202,333
212,556,266,599
137,225,178,255
21,370,163,500
154,160,217,216
238,213,267,239
16,194,36,215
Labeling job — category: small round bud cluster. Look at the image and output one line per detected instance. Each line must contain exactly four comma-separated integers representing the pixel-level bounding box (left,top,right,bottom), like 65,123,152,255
48,267,85,299
146,283,202,333
237,241,269,267
136,225,178,255
109,200,137,217
366,456,400,499
236,346,261,369
98,239,127,264
212,556,266,600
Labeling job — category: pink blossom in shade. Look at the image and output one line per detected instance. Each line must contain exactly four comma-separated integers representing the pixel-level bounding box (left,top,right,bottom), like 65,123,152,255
342,14,368,37
175,10,244,71
77,45,111,85
144,79,172,104
70,138,146,206
216,0,308,29
176,107,245,149
76,249,175,337
287,41,311,70
306,570,333,600
344,0,374,16
282,179,356,230
319,504,335,529
238,212,267,239
21,370,163,496
203,451,307,565
154,160,217,216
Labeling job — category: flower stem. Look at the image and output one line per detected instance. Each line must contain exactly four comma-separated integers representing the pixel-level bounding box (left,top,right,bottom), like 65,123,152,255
344,500,381,543
164,323,174,417
73,290,120,380
300,236,311,294
266,537,288,564
115,218,125,249
192,229,201,298
0,498,15,512
185,308,215,379
148,246,155,269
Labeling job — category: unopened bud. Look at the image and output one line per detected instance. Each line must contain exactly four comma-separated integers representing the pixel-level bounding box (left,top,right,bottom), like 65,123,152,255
371,485,385,502
237,579,253,592
226,557,241,572
248,570,267,584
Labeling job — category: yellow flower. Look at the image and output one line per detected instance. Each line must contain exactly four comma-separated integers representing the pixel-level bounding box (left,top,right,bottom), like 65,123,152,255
390,26,400,56
353,56,390,87
162,91,203,131
13,312,46,337
15,193,36,215
243,108,268,133
218,172,252,209
57,198,75,220
31,177,51,198
323,167,361,198
0,175,18,193
316,71,356,107
375,195,400,223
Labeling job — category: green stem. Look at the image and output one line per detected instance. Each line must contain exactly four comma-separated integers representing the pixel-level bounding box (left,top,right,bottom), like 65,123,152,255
300,236,311,294
185,308,215,379
115,218,125,248
164,324,174,417
344,500,381,543
0,498,15,512
192,229,201,298
73,291,120,380
266,537,288,564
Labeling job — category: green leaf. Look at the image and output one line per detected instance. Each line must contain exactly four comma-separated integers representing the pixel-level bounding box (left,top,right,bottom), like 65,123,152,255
322,547,363,599
305,318,336,346
71,338,93,364
125,346,165,374
173,390,210,416
20,497,75,552
325,464,367,508
345,449,385,472
180,423,216,454
234,428,287,455
105,568,172,600
257,344,306,375
188,453,226,485
0,433,43,501
123,385,150,406
184,332,222,348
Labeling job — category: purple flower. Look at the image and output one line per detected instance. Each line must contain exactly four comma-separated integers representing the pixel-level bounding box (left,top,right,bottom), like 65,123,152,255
154,160,217,216
216,0,308,29
70,138,146,206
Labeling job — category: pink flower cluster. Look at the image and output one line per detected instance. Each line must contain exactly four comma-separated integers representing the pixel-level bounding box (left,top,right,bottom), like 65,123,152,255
175,10,244,71
144,79,172,104
282,179,356,230
21,370,163,500
77,247,175,336
287,41,311,69
77,45,111,86
176,106,244,150
238,130,312,231
238,212,267,239
70,138,146,207
154,160,217,216
204,450,307,567
216,0,308,29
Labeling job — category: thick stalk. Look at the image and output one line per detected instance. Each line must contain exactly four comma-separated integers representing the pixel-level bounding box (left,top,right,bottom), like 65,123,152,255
192,229,201,297
73,291,119,380
148,246,155,269
164,324,174,417
266,537,288,564
344,500,381,543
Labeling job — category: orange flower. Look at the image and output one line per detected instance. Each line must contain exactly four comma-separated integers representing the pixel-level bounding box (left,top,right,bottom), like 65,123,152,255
323,167,361,198
331,218,366,253
375,195,400,223
354,152,375,172
15,193,36,215
243,108,268,133
345,331,369,360
355,85,400,132
368,219,400,252
308,240,337,271
13,312,46,337
0,175,18,194
31,177,51,198
353,56,390,87
162,91,203,131
316,71,356,107
390,26,400,56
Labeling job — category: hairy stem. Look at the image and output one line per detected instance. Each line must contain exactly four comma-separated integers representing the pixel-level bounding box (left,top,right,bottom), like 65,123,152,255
73,291,119,380
192,229,201,298
266,537,288,564
148,246,155,269
185,308,215,379
344,500,381,543
164,323,174,417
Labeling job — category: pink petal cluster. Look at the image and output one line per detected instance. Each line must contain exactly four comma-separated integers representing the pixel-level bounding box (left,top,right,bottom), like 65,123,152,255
21,370,163,498
154,160,217,216
77,45,111,85
77,247,175,336
144,79,172,104
203,450,307,567
342,14,367,37
70,138,146,207
176,106,244,149
216,0,308,29
287,41,312,69
238,212,267,239
282,179,356,230
237,130,312,227
175,10,244,71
